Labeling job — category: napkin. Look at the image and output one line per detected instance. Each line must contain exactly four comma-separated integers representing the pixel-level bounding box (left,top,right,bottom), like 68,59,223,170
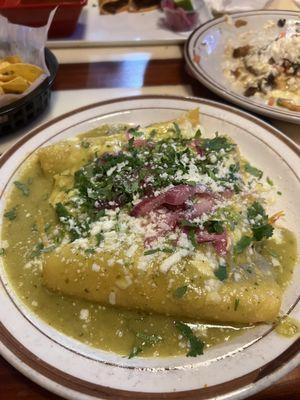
204,0,300,14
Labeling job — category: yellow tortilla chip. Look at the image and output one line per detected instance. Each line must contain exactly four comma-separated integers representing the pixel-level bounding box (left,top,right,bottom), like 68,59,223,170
0,76,30,94
0,63,43,83
0,86,4,95
0,55,23,64
0,73,16,82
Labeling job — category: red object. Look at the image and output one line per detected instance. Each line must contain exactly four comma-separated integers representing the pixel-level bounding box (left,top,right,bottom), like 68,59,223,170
0,0,87,38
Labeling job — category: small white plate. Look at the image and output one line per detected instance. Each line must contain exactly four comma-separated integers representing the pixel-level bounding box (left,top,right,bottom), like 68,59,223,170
0,96,299,400
184,10,300,124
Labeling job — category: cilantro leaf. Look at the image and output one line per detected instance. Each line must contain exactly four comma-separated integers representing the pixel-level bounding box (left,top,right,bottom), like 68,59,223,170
128,346,142,359
173,285,188,299
175,321,204,357
0,248,5,256
4,207,17,221
128,333,162,359
14,181,30,196
247,202,273,241
252,224,274,241
214,264,227,281
234,235,252,254
195,129,202,138
180,220,199,228
234,298,240,311
144,248,160,255
244,163,263,179
188,229,198,248
266,177,274,186
204,220,224,234
203,136,234,152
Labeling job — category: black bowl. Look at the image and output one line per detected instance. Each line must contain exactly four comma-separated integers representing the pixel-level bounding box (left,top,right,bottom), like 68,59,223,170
0,48,58,136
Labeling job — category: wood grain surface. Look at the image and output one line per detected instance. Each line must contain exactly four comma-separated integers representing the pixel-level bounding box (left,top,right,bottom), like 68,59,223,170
1,57,299,400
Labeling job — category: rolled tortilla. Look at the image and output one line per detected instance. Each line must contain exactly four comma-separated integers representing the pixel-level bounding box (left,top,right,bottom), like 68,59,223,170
43,243,282,324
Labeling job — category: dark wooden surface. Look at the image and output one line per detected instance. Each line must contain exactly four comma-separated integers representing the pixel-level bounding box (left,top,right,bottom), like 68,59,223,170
1,57,299,400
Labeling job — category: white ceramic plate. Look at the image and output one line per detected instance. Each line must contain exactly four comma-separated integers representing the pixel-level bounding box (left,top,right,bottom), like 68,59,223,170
0,96,299,400
184,10,300,124
47,0,193,48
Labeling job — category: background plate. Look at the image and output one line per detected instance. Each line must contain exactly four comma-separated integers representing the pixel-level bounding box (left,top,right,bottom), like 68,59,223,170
184,10,300,124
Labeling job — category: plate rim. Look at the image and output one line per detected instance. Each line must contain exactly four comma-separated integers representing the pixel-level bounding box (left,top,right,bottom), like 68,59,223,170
184,9,300,124
0,94,299,400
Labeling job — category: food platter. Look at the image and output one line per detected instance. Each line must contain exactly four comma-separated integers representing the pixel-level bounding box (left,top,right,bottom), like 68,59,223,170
184,10,300,124
0,95,299,400
46,0,198,47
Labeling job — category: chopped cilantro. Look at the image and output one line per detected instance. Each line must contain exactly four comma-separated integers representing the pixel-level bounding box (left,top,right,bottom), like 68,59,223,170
188,229,198,248
0,248,5,256
128,127,143,137
214,264,227,281
95,233,104,246
204,220,224,234
244,163,263,179
161,247,174,254
173,285,188,299
40,245,56,254
144,248,160,256
266,177,274,186
252,224,274,241
277,191,282,196
180,220,199,228
203,136,234,152
234,298,240,311
195,129,202,138
175,321,204,357
247,202,273,241
128,346,142,359
4,207,17,221
81,141,90,148
128,332,162,359
14,181,30,196
56,202,70,220
44,223,52,233
173,122,181,137
234,235,252,254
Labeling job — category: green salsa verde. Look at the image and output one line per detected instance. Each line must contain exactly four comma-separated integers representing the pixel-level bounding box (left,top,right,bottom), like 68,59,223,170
1,121,298,358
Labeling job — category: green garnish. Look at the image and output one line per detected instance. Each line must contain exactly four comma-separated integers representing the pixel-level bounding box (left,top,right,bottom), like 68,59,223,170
266,177,274,186
14,181,30,196
234,235,252,254
204,220,224,234
188,229,198,248
247,202,274,241
81,141,90,148
173,122,181,137
244,163,263,179
95,233,104,246
214,264,227,281
173,285,188,299
144,248,160,256
252,224,274,241
234,298,240,311
180,220,199,228
203,135,234,152
277,191,282,195
194,129,202,138
4,207,17,221
128,332,162,359
175,321,204,357
128,127,143,137
0,248,5,256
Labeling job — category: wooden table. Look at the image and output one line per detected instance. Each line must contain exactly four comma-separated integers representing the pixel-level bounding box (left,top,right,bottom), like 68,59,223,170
0,55,299,400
